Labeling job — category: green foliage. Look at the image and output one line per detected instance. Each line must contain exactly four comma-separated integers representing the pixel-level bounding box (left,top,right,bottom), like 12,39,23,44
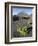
17,24,28,36
16,19,32,36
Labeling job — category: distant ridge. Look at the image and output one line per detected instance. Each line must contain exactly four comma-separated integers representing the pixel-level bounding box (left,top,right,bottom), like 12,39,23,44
17,11,31,18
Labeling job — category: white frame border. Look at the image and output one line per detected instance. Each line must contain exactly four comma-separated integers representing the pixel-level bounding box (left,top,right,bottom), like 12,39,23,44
9,4,36,42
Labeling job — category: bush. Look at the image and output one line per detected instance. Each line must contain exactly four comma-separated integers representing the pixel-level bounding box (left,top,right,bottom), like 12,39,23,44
17,24,29,36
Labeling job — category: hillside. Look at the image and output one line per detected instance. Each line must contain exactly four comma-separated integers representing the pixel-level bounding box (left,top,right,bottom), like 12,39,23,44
11,12,32,38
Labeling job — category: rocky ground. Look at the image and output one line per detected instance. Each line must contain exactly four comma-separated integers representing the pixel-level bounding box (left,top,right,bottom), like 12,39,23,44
11,12,32,39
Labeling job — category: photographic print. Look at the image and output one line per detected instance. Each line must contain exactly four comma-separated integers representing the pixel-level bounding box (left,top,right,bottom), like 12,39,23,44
5,2,37,44
11,7,32,38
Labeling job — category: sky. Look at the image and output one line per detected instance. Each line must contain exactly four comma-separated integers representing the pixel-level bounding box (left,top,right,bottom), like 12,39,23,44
12,7,32,16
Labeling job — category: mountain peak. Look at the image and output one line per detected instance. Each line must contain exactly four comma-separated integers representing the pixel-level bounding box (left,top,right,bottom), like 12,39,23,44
17,11,30,17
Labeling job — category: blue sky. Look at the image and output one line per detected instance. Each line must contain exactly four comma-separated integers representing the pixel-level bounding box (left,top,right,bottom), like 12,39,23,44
12,7,32,16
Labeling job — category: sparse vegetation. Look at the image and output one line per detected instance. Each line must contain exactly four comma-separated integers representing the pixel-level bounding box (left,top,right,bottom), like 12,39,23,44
16,23,31,36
